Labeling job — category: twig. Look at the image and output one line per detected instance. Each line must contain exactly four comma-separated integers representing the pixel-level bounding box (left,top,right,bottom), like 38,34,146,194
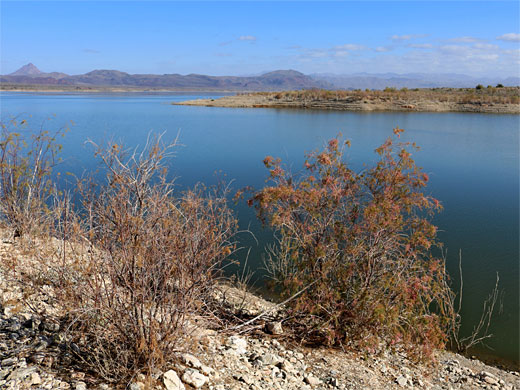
230,280,318,330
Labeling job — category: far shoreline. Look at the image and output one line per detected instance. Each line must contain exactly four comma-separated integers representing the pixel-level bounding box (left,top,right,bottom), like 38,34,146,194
175,88,520,114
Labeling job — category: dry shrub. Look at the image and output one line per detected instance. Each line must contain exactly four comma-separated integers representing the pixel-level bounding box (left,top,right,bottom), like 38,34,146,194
51,134,239,382
0,122,238,383
250,128,450,359
0,118,68,238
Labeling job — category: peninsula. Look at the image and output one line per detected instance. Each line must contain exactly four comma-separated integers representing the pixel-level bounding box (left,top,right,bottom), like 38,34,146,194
175,88,520,114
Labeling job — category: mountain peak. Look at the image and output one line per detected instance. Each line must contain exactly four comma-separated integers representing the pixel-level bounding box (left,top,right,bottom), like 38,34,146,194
261,69,305,77
9,63,42,76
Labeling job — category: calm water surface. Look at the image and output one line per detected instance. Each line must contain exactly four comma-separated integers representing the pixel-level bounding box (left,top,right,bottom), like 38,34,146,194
1,92,518,366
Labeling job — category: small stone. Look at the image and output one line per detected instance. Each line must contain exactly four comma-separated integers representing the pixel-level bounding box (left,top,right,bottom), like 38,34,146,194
42,355,54,368
75,382,87,390
227,336,247,355
200,364,214,376
129,382,144,390
182,369,208,389
484,377,498,385
396,375,408,387
7,366,37,381
59,381,71,389
259,353,282,366
239,374,255,385
35,339,50,352
163,370,185,390
29,352,45,364
1,357,17,366
179,353,202,369
304,375,320,386
266,321,283,335
30,372,42,385
71,372,86,380
41,321,60,332
279,360,294,372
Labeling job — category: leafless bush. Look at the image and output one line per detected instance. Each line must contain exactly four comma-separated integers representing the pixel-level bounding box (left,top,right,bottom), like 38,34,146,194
443,250,501,354
49,134,239,382
0,117,68,238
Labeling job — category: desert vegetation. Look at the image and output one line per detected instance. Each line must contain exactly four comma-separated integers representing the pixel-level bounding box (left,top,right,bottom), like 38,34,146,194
247,129,501,361
178,86,520,113
255,86,520,105
0,119,501,386
248,129,449,359
0,121,239,383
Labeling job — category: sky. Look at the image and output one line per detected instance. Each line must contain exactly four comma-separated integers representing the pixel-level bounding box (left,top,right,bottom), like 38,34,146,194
1,1,519,77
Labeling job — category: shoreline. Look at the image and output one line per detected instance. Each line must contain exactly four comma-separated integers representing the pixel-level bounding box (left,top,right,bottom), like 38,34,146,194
0,229,519,389
175,90,520,114
0,85,247,94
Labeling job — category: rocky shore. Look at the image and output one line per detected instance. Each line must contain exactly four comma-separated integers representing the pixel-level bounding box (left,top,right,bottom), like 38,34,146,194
175,92,520,114
1,233,519,390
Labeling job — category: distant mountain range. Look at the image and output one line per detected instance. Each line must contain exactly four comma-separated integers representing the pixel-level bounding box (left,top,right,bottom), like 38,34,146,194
310,72,520,89
1,63,518,91
1,63,329,91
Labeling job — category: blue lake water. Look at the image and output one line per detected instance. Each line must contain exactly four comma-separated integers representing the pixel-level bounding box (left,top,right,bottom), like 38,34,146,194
1,92,518,366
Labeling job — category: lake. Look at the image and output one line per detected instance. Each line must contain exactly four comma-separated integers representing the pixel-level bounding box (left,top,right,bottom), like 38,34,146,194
1,92,518,367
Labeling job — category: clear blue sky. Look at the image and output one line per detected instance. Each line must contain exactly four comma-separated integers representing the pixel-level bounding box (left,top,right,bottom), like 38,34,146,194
1,1,519,77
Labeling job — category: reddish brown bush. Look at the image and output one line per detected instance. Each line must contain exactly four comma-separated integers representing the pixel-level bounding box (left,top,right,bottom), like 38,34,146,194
250,128,451,359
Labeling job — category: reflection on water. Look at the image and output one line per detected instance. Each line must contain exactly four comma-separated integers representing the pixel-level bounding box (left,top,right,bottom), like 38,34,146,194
1,92,518,366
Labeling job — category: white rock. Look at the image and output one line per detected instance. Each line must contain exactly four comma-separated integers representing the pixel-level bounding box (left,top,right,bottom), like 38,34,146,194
279,360,294,372
266,321,284,335
129,383,144,390
259,352,283,366
75,382,87,390
182,369,208,389
30,372,42,385
239,374,255,385
479,371,500,386
227,336,248,355
179,353,202,369
200,364,214,376
396,375,408,387
304,375,320,386
163,370,185,390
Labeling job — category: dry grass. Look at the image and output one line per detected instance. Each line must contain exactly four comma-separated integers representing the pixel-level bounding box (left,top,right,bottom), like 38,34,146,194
248,86,520,105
